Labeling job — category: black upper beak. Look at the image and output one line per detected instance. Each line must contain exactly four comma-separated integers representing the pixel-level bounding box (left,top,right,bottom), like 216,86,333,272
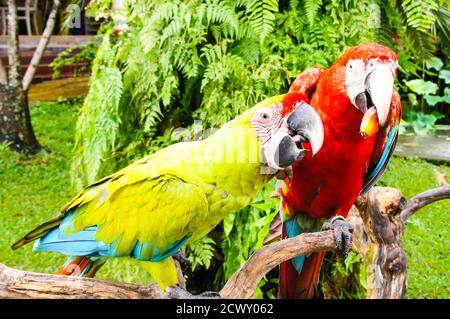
286,102,324,156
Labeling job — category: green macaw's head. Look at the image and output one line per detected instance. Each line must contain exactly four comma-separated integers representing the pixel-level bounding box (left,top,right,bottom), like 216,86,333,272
249,100,324,172
202,96,323,174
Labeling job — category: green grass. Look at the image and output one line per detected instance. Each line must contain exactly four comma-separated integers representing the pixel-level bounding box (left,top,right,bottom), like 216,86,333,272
0,100,448,297
379,157,450,298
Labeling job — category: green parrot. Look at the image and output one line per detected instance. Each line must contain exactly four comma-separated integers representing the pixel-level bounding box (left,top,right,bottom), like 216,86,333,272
11,95,323,290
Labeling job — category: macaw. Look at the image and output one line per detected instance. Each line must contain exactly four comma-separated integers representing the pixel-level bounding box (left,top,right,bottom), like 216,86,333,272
274,43,402,298
11,95,324,291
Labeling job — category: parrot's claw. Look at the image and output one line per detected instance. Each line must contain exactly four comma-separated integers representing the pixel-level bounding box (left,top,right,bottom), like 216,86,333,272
322,216,354,261
173,251,192,272
166,286,221,299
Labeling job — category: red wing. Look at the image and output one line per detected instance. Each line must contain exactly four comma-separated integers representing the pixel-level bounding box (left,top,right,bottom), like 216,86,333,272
289,66,322,96
361,90,402,194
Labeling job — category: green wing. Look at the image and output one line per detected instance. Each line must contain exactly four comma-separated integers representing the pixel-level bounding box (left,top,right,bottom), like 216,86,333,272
13,157,209,261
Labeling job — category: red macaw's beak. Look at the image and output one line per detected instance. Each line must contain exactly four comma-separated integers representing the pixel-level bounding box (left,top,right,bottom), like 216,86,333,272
357,63,394,137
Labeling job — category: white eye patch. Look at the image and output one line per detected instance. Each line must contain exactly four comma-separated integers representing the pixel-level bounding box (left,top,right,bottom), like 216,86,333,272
346,59,365,85
345,59,366,106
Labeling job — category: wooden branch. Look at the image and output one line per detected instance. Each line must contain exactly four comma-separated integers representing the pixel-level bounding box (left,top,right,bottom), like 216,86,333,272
22,0,61,92
0,263,165,299
400,185,450,221
6,0,20,87
220,231,336,298
354,187,407,299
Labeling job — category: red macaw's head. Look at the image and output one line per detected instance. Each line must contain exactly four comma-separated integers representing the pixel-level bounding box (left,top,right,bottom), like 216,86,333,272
329,43,398,137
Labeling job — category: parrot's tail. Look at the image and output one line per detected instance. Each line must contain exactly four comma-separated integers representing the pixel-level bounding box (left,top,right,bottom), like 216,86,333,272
278,219,324,299
279,252,324,299
58,256,105,278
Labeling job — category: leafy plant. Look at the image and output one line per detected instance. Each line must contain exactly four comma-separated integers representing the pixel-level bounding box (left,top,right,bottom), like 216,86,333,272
403,111,444,135
184,236,216,271
320,250,367,299
50,36,100,79
215,180,279,298
402,55,448,125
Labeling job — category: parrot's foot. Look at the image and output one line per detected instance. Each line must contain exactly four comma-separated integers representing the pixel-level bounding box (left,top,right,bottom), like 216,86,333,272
173,251,192,272
322,216,354,261
166,286,222,299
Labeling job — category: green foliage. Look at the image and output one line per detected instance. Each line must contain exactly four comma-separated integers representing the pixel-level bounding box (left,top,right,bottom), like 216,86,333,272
184,236,217,271
403,111,444,135
401,56,448,128
244,0,279,42
49,36,100,79
402,0,439,33
320,251,367,299
405,79,439,96
71,33,123,190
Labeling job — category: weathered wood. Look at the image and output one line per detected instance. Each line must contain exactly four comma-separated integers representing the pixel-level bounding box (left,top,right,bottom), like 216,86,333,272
400,184,450,221
0,58,6,84
0,36,95,49
0,263,165,299
220,231,336,298
0,231,337,299
354,187,407,299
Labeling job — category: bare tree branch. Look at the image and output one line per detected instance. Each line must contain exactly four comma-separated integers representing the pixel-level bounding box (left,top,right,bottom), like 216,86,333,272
220,231,336,298
0,263,165,299
22,0,61,91
400,185,450,221
6,0,20,87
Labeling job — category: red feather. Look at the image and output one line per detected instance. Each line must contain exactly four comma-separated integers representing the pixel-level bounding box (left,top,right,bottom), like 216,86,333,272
278,43,401,298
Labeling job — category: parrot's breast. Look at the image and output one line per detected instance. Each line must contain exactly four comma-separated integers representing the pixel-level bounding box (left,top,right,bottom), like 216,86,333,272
281,90,378,219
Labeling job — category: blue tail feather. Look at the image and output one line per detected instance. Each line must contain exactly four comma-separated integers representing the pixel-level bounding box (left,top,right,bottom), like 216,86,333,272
34,212,190,262
285,219,306,273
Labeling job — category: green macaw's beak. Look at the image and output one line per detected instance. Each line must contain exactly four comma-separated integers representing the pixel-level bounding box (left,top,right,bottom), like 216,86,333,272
275,102,324,168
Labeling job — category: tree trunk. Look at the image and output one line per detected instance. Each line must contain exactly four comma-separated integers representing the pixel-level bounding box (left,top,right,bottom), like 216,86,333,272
0,84,41,153
0,0,61,154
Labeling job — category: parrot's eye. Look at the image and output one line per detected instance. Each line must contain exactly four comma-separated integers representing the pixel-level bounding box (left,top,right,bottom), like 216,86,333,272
260,112,270,120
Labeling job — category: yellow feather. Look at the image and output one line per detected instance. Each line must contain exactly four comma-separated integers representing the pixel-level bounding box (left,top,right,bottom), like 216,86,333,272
134,258,178,292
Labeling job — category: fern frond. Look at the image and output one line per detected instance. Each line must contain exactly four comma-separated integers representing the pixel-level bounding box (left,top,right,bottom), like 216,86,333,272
245,0,279,42
185,236,216,271
402,0,439,32
304,0,323,25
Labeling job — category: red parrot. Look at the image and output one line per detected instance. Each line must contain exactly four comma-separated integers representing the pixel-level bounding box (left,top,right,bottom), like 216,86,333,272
274,43,402,298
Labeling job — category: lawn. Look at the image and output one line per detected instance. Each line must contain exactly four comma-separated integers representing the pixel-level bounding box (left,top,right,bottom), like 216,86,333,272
0,101,448,298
